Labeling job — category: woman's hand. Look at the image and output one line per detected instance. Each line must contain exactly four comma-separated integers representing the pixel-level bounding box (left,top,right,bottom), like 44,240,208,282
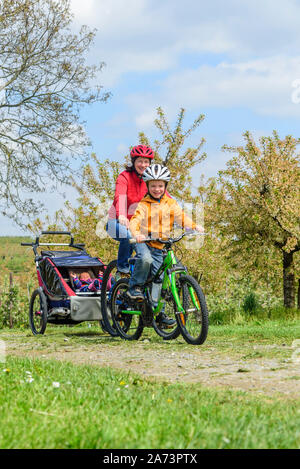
118,215,130,228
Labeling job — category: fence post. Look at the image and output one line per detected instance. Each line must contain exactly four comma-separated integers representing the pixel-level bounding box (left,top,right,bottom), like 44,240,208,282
9,272,13,329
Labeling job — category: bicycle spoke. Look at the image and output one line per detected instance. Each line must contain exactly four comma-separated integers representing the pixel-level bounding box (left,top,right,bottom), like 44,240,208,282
152,286,181,340
111,279,144,340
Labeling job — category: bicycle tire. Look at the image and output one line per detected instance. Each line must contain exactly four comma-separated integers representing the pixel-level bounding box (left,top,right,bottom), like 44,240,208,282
110,279,144,341
100,259,119,336
152,284,181,340
177,275,208,345
29,288,48,335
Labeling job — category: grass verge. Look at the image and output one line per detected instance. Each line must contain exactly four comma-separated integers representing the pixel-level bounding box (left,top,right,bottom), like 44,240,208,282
0,355,299,449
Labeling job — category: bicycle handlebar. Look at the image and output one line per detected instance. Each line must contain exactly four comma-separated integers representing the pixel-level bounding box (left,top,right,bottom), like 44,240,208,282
129,230,207,245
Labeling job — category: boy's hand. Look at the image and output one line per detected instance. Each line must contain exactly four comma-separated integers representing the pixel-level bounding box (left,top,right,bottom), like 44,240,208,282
136,234,146,243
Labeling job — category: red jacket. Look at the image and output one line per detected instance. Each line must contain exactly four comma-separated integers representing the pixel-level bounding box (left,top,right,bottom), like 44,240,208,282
108,170,148,220
108,170,171,220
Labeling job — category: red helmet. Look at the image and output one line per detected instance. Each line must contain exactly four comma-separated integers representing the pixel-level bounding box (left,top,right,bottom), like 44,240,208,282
130,145,154,159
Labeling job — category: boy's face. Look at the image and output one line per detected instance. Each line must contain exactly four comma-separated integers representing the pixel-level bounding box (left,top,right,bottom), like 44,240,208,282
148,180,166,199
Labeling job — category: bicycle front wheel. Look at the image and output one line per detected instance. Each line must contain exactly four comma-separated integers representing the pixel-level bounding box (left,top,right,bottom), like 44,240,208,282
177,275,208,345
152,285,181,340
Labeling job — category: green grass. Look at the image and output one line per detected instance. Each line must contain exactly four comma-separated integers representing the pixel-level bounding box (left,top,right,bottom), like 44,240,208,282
2,318,300,362
209,320,300,343
0,355,299,449
0,236,32,274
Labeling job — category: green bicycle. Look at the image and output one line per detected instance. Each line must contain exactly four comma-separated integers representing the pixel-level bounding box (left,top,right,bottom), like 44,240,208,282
109,231,209,345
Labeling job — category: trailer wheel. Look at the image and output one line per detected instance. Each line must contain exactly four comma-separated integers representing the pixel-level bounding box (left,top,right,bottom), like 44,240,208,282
29,288,48,335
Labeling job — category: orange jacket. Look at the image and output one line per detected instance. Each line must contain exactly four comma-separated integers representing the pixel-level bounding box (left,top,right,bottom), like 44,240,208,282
129,193,196,250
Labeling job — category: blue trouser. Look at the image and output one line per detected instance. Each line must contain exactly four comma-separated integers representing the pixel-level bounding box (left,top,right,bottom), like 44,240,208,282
106,219,133,274
129,242,164,290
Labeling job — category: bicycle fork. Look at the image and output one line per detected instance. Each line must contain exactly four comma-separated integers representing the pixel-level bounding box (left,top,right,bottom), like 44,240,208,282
165,271,200,326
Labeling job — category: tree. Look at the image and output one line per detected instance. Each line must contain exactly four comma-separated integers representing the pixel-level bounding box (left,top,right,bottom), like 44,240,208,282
215,131,300,308
0,0,110,224
138,107,206,201
30,107,207,263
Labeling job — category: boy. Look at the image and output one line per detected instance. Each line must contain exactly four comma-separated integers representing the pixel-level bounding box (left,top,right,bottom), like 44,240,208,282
128,164,204,308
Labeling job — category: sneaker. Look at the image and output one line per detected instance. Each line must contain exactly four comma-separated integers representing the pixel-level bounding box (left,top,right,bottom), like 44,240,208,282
126,287,144,300
115,271,131,281
156,312,176,327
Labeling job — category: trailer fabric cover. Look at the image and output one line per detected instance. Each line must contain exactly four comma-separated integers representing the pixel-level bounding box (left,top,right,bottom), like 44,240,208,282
70,296,102,321
38,258,68,297
52,256,103,268
40,250,89,258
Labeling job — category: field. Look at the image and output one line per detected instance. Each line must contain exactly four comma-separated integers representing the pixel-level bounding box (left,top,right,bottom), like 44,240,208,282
1,321,300,449
0,237,299,449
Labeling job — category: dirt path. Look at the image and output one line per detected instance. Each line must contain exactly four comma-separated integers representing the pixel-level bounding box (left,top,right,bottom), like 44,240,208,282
1,330,300,398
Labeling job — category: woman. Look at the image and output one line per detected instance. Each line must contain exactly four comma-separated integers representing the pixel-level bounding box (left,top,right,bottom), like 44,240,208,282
106,144,154,276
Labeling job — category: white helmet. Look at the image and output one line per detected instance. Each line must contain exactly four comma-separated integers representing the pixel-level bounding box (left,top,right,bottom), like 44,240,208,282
142,164,171,184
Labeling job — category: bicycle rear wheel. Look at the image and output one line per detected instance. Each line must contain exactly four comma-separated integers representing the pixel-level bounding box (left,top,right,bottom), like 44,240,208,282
177,275,208,345
100,260,119,336
110,279,144,340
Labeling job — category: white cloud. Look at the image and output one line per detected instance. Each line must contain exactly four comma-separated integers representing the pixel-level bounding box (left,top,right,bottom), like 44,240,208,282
125,56,300,119
68,0,300,122
70,0,97,21
70,0,300,69
135,109,158,129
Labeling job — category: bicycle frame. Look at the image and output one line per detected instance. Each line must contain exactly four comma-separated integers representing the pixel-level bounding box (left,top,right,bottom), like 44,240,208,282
119,245,188,318
113,230,208,344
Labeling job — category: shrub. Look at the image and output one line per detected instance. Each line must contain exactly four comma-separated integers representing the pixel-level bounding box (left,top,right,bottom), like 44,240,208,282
242,292,260,315
0,276,28,328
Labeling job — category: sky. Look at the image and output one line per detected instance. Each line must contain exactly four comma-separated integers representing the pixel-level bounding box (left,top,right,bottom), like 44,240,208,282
2,0,300,235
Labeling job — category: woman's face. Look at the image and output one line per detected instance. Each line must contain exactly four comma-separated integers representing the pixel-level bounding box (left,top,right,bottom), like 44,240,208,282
134,157,150,175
